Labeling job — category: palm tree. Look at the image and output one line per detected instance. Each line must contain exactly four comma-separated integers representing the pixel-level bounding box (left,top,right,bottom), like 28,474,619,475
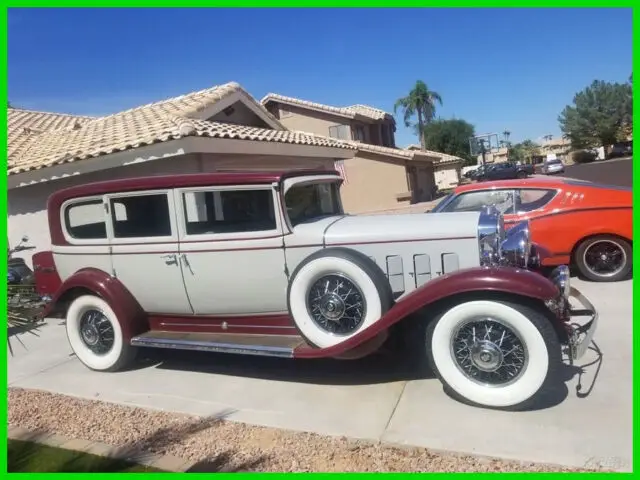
502,130,511,145
394,80,443,149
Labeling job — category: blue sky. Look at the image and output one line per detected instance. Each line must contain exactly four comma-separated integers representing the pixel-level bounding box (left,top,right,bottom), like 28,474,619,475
8,7,632,148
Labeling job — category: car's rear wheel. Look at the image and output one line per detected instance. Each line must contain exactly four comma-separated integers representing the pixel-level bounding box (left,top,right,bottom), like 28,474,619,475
287,248,393,348
415,298,561,410
517,171,527,178
574,235,632,282
66,295,137,372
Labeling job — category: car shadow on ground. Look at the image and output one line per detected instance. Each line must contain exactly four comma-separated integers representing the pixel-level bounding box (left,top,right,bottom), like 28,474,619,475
125,340,604,412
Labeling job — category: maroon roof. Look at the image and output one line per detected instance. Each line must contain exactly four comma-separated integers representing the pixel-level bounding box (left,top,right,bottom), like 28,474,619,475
49,169,339,207
46,169,340,246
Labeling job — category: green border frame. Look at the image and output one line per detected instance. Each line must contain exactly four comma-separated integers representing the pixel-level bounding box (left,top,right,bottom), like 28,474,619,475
2,4,637,477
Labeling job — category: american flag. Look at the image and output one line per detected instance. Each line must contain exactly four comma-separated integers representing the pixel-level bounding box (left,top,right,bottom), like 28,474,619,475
334,160,348,184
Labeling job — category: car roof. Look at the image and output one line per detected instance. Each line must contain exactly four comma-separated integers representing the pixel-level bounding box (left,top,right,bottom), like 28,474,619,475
48,169,340,208
455,177,563,193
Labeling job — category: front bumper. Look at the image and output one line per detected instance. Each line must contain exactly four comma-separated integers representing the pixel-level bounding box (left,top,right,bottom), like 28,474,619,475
547,266,598,362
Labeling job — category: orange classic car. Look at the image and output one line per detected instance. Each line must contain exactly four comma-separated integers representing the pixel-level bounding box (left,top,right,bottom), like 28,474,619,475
431,177,632,282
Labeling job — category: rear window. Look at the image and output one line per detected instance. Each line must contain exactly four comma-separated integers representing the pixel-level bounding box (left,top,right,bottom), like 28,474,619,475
64,200,107,240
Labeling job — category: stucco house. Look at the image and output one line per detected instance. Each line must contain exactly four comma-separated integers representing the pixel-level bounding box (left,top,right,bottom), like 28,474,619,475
405,144,464,191
7,82,356,264
261,94,444,212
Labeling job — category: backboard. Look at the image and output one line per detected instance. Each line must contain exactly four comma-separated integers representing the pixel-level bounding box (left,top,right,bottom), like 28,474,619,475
469,133,500,156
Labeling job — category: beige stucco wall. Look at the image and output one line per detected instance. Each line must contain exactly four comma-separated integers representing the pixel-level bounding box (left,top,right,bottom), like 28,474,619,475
7,153,333,266
434,164,461,190
274,104,352,139
339,153,411,214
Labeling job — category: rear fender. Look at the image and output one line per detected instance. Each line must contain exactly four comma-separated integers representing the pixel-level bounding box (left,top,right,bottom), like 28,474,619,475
42,267,148,342
294,266,559,359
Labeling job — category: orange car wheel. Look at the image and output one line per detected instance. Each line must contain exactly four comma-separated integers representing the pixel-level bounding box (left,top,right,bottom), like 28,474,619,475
574,235,632,282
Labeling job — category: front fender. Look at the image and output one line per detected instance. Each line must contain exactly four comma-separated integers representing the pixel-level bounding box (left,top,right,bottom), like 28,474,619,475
42,267,148,341
294,266,559,358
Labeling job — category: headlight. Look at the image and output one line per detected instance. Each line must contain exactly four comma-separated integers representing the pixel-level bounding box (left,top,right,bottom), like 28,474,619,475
549,265,571,298
499,220,531,268
477,205,505,266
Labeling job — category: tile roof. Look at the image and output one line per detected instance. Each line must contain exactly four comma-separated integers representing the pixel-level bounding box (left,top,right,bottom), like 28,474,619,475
260,93,394,122
8,82,355,176
8,108,94,165
405,144,464,165
354,142,439,162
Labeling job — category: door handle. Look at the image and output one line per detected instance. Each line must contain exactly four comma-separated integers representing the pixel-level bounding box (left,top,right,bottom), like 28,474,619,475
181,253,195,275
161,254,178,265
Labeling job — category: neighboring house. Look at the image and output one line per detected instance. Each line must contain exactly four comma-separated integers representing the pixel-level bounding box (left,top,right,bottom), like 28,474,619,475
7,82,356,264
405,145,464,191
261,93,442,212
539,136,571,160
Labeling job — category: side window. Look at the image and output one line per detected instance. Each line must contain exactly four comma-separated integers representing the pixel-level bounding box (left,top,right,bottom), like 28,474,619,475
110,193,172,238
182,189,276,236
516,189,557,213
443,190,515,214
64,199,107,240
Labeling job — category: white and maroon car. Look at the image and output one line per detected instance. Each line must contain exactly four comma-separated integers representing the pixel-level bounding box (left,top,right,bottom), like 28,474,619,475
33,170,597,410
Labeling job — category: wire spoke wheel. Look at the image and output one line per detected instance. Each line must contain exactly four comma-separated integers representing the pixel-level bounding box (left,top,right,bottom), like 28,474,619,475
79,309,115,355
306,274,366,335
451,318,528,387
583,239,626,278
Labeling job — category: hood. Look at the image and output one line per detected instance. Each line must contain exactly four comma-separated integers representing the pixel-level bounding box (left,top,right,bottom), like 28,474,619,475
323,212,481,246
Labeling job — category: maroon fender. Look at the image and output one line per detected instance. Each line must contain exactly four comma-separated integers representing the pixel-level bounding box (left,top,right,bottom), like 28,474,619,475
42,267,148,341
294,266,559,359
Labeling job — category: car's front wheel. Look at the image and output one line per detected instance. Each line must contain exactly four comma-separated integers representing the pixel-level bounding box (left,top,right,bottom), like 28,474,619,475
423,298,562,410
66,295,137,372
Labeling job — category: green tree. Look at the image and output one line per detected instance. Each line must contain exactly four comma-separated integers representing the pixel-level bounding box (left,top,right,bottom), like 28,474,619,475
558,79,632,152
509,139,540,164
394,80,443,149
421,118,476,164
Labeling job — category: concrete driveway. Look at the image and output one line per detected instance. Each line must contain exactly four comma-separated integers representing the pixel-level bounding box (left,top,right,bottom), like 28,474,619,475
8,278,632,471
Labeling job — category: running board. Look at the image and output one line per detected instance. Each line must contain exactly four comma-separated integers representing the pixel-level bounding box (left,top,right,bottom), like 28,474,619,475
130,331,305,358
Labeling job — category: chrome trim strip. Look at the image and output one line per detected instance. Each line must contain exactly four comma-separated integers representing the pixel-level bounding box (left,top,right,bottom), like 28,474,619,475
130,336,295,358
157,322,295,330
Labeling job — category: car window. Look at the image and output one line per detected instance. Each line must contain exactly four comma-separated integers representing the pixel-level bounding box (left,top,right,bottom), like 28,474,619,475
64,199,107,240
440,190,515,214
110,193,172,238
182,188,276,235
285,182,342,227
516,189,557,212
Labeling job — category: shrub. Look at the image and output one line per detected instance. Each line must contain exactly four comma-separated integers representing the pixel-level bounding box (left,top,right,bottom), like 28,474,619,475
570,149,597,164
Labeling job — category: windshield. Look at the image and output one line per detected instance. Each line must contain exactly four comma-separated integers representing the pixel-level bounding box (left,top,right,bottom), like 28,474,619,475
429,193,454,213
285,182,342,226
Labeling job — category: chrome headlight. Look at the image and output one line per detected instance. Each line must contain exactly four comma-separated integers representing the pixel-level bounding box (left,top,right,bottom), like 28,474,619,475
477,205,505,266
549,265,571,299
499,220,531,268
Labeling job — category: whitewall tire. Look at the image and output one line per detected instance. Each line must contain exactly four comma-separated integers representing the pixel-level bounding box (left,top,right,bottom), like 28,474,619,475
288,248,393,348
426,299,561,410
66,295,137,372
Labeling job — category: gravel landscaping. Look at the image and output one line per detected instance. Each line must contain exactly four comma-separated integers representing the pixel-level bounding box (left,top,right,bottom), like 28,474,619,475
9,387,600,472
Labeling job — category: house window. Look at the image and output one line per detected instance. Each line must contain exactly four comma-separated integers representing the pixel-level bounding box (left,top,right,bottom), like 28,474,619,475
328,124,349,140
352,125,366,142
64,199,107,240
110,193,172,238
182,189,276,235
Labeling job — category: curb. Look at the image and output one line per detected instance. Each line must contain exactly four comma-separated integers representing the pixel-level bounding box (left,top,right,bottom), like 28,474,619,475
8,425,194,472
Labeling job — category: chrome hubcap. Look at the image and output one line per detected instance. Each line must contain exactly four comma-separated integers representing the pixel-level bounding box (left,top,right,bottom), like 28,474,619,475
307,274,365,335
451,318,528,387
583,240,626,278
79,309,115,355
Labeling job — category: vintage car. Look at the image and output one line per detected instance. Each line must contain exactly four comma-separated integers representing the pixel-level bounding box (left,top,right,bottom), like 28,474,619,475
32,170,597,411
430,177,632,282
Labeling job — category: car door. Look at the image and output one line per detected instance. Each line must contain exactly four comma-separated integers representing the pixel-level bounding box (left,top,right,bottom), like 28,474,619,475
175,185,289,316
106,190,194,315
